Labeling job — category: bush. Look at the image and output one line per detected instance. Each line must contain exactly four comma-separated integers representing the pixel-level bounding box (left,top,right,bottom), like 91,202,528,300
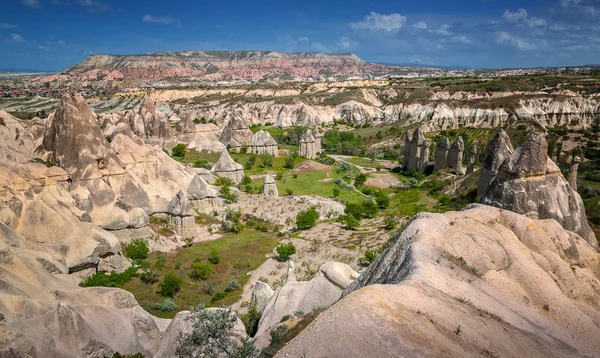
189,262,215,281
295,207,319,230
80,267,137,288
284,151,298,169
359,250,378,266
344,214,359,229
240,304,261,337
172,143,187,158
154,252,166,270
276,242,297,260
140,269,158,284
176,307,259,358
211,291,227,303
141,299,179,312
241,175,252,185
125,238,149,260
361,200,379,219
285,188,294,196
219,184,237,203
225,279,240,292
332,187,340,198
259,153,274,167
194,159,211,169
374,190,390,209
157,272,184,297
384,215,397,230
222,209,243,233
345,202,364,220
354,173,367,188
208,248,220,265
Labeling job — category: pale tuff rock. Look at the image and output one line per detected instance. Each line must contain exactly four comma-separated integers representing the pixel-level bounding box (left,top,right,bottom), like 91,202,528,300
403,128,427,172
417,139,431,173
466,144,478,174
255,262,358,337
211,150,245,184
262,173,278,197
447,136,465,174
175,114,225,153
434,137,451,171
251,281,275,313
568,156,581,191
299,129,318,159
479,131,597,248
227,138,243,153
219,116,254,147
135,95,174,140
250,130,278,156
279,205,600,357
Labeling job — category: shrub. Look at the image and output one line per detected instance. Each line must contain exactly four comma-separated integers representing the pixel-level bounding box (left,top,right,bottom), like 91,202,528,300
215,177,233,186
284,151,297,169
211,291,227,303
354,173,367,188
295,207,319,230
345,202,363,220
125,239,149,260
154,252,166,270
189,262,215,281
208,248,220,265
240,304,261,337
172,143,187,158
222,209,243,233
80,267,137,288
375,190,390,209
285,188,294,196
240,145,248,154
276,242,297,260
225,279,240,292
361,200,379,219
359,250,378,266
241,175,252,185
384,215,397,230
344,214,359,230
260,153,274,167
219,184,237,202
140,269,158,284
141,299,179,312
176,307,259,357
157,272,184,297
193,159,211,169
276,172,284,180
332,187,340,198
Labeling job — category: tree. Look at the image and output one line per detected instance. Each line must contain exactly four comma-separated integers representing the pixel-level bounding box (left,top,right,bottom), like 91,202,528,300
176,307,260,358
361,200,379,219
283,151,298,169
344,214,359,230
259,153,274,167
276,242,297,260
172,143,187,158
189,262,215,281
295,206,319,230
157,272,184,297
354,173,367,188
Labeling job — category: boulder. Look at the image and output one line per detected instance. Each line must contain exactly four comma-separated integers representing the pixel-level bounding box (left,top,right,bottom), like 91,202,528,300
251,281,275,312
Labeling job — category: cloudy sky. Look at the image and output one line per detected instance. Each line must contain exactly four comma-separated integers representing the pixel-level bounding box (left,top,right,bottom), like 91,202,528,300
1,0,599,71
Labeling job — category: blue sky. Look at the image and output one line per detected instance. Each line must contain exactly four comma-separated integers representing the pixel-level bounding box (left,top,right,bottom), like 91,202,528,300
1,0,599,71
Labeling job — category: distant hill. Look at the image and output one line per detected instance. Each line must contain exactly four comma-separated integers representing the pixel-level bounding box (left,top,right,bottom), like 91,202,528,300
0,68,55,74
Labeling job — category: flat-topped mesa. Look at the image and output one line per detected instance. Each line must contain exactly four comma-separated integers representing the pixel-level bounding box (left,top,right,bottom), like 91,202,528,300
466,145,478,174
41,93,124,179
250,130,278,156
568,156,581,191
262,173,278,197
479,131,597,248
447,136,465,174
434,137,451,171
299,129,318,159
212,150,244,184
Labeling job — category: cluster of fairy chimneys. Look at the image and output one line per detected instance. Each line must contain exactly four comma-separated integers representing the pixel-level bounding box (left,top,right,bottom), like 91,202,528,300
403,128,478,174
299,128,323,159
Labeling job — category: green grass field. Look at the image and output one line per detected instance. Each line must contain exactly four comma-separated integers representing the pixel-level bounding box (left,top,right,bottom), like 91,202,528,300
121,229,280,318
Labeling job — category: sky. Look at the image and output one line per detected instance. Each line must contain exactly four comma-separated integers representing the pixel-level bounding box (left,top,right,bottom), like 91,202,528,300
1,0,600,71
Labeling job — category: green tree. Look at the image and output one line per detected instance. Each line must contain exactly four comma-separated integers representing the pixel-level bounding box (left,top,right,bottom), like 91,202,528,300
344,214,359,230
172,143,187,158
276,242,297,260
354,173,367,188
284,151,298,169
125,238,149,260
295,207,319,230
157,272,184,297
189,262,215,281
259,153,274,167
361,200,379,218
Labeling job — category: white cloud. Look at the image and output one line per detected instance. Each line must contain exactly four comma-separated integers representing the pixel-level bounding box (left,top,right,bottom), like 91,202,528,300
37,45,49,50
435,24,451,36
338,36,352,49
58,40,66,45
496,31,537,50
349,12,407,32
503,8,547,27
452,35,471,44
20,0,43,8
298,37,309,42
0,24,18,29
142,14,180,25
413,21,428,30
9,34,26,43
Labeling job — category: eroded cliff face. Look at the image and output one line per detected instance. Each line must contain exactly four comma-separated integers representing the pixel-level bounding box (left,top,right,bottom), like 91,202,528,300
279,205,600,358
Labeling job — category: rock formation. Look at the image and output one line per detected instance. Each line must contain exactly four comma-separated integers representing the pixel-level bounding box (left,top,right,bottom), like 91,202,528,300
417,139,430,172
251,281,275,313
299,129,318,159
219,116,254,148
250,130,278,156
403,128,427,172
262,173,278,197
568,156,581,191
478,131,597,248
278,205,600,357
447,136,465,174
255,262,358,337
466,145,477,174
434,137,451,171
212,150,245,184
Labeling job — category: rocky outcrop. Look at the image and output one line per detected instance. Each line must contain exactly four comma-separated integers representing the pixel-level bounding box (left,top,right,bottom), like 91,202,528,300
568,156,581,191
219,116,254,148
299,129,318,159
255,262,358,337
403,128,427,172
447,136,465,174
434,137,450,171
251,281,275,312
262,173,278,197
466,145,477,174
211,150,244,184
279,205,600,357
479,131,597,248
250,130,278,156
